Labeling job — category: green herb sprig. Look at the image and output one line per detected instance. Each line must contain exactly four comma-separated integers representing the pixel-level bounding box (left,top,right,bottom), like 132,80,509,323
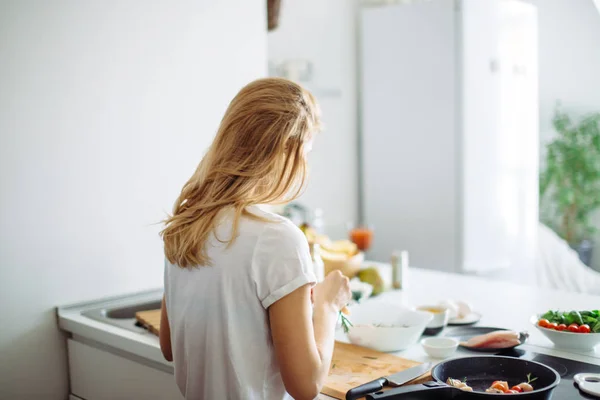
527,373,538,384
340,312,353,334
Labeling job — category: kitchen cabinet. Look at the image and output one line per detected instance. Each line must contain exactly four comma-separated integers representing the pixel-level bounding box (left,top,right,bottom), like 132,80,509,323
67,339,181,400
359,0,539,273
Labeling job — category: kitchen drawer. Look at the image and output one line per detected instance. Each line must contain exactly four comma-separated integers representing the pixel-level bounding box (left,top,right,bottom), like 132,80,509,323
68,339,182,400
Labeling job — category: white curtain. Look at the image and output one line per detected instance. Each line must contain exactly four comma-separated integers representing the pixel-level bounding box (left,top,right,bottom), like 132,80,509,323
535,223,600,295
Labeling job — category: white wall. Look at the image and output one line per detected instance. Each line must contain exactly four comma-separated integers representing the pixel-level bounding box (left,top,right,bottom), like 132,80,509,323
524,0,600,271
0,1,266,399
267,0,358,239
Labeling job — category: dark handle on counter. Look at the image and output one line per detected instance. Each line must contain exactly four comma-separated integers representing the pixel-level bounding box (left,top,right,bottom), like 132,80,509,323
346,377,388,400
365,382,458,399
519,331,530,344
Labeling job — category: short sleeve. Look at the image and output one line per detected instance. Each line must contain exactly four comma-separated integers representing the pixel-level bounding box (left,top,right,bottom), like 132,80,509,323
252,220,317,309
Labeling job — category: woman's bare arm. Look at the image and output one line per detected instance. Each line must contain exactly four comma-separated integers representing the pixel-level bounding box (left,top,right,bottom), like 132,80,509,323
269,271,349,400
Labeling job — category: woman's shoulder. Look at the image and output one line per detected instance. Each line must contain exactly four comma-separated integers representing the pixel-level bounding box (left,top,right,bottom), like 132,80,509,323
247,206,307,248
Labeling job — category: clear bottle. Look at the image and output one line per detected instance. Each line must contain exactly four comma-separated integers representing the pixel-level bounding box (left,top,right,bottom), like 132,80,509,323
310,243,325,282
391,250,409,290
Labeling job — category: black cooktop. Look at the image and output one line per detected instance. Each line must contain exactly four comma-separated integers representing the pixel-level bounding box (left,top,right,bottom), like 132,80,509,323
497,348,600,399
444,327,600,400
442,326,600,399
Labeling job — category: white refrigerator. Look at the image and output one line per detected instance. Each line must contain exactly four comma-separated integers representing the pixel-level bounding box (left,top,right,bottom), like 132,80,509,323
359,0,539,274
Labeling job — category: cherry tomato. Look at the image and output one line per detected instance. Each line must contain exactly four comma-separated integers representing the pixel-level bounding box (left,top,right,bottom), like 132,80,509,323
556,324,567,331
491,381,509,392
568,323,580,333
507,390,519,394
578,324,591,333
548,322,558,330
538,319,550,328
511,386,524,392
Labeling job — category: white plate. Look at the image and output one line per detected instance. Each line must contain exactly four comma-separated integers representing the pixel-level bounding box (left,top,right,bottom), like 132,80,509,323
448,312,482,325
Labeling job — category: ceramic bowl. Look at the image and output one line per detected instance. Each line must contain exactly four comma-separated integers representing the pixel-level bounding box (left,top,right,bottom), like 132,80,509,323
346,302,433,352
421,337,459,359
416,305,450,335
531,315,600,351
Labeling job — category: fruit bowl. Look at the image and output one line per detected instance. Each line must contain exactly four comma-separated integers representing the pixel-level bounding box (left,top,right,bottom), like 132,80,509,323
301,226,364,279
322,251,364,278
531,315,600,351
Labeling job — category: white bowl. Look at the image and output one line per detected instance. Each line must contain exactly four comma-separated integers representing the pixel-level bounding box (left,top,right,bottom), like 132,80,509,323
416,305,450,330
346,302,433,352
531,315,600,351
421,337,459,359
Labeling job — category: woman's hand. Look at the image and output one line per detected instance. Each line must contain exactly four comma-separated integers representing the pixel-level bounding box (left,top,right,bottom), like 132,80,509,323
312,270,351,312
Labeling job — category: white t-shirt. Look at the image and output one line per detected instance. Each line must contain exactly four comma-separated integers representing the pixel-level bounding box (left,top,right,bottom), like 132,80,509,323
164,206,316,400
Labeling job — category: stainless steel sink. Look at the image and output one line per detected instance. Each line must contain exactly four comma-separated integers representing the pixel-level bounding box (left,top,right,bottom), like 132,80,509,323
82,299,162,333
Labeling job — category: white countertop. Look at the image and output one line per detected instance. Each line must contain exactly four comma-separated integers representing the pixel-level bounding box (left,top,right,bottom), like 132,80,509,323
58,263,600,397
356,262,600,360
58,288,170,368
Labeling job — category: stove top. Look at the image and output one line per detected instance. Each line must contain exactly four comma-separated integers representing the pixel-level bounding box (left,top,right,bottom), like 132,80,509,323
496,348,600,399
441,326,600,399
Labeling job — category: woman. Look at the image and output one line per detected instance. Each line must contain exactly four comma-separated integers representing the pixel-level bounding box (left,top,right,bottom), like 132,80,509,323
159,77,351,400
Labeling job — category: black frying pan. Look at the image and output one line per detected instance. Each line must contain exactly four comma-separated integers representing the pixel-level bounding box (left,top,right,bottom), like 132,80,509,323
365,356,561,399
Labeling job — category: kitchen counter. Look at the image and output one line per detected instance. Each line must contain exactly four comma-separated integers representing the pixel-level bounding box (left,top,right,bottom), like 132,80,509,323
59,288,170,368
58,263,600,399
356,262,600,360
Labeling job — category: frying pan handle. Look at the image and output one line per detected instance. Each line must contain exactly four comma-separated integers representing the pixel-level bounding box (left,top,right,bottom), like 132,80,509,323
365,382,458,399
345,378,387,400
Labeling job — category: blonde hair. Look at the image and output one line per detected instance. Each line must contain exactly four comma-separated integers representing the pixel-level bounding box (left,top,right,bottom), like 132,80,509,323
161,78,321,268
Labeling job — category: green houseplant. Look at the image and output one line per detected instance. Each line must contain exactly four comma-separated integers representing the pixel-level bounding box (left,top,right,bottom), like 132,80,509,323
539,106,600,266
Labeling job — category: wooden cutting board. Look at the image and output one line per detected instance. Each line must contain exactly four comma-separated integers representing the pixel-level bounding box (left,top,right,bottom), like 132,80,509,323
323,342,430,399
135,309,161,336
135,310,430,399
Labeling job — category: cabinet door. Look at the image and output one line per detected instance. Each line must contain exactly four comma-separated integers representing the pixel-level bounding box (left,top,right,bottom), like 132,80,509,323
496,1,539,273
68,340,182,400
460,0,538,273
360,0,458,270
460,0,504,273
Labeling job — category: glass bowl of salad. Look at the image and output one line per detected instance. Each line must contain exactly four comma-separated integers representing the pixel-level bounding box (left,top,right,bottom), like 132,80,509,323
531,310,600,351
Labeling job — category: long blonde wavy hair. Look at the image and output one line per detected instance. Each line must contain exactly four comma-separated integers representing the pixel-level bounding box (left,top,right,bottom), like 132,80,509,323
161,78,321,268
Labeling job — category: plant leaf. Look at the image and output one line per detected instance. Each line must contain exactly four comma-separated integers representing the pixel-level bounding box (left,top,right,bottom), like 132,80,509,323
540,107,600,244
